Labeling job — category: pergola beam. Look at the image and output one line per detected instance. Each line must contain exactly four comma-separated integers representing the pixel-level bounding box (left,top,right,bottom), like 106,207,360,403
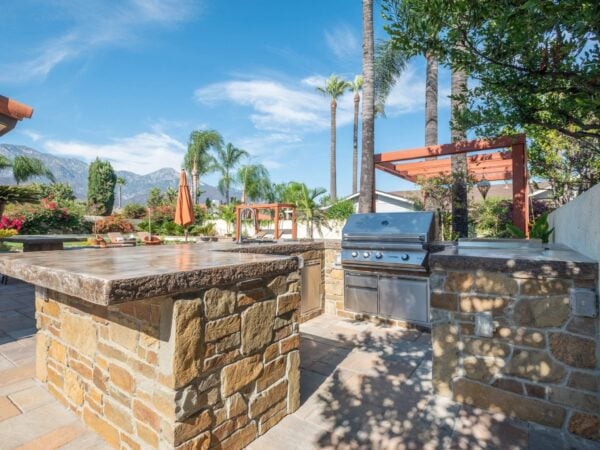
375,134,525,163
373,134,528,236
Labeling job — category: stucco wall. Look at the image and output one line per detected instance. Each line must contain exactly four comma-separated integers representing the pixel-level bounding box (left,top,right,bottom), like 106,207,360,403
549,183,600,290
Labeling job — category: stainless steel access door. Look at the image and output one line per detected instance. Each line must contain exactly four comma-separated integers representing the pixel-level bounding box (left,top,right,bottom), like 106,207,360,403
344,272,378,315
378,276,429,324
301,260,322,314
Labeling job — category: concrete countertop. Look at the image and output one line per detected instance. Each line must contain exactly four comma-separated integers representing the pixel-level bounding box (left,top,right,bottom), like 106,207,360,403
0,244,299,306
430,243,598,279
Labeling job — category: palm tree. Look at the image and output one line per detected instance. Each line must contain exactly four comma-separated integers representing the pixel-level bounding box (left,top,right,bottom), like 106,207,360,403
116,177,126,209
425,54,438,147
358,0,375,213
214,143,249,203
1,155,55,185
316,75,350,202
374,40,407,113
237,164,270,204
451,65,469,237
283,182,327,238
184,130,222,204
0,155,52,217
349,75,363,194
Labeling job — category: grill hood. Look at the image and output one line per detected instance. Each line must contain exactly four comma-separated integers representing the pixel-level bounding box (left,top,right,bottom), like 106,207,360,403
342,212,436,244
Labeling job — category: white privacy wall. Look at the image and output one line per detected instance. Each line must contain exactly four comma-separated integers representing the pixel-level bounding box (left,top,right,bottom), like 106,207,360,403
549,183,600,290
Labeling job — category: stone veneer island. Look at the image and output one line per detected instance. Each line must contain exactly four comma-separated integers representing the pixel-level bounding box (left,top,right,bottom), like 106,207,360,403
429,245,599,441
0,244,303,449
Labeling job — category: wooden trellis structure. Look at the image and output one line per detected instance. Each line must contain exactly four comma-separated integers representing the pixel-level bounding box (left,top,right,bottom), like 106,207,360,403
374,134,529,235
235,203,297,241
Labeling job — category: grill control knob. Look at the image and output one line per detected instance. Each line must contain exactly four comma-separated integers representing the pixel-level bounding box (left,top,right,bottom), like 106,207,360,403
401,253,410,261
375,252,383,259
363,252,370,258
351,251,358,258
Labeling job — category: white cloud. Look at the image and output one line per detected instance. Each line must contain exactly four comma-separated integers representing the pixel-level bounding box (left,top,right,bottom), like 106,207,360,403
324,24,360,60
43,132,186,174
0,0,197,83
20,129,43,142
382,65,451,117
195,77,354,134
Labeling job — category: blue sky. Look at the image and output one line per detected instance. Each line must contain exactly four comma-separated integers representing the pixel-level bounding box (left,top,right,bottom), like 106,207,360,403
1,0,454,196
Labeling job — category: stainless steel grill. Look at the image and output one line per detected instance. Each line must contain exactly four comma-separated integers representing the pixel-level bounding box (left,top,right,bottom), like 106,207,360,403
341,212,436,326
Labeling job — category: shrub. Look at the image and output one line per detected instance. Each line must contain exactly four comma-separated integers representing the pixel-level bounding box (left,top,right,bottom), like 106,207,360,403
190,223,216,236
94,214,134,233
87,158,116,215
0,216,23,231
325,199,354,221
470,198,513,238
123,203,147,219
6,198,91,234
0,229,17,239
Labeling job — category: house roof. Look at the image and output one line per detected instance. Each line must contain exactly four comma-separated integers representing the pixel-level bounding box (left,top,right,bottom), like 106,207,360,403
334,190,415,205
0,96,33,121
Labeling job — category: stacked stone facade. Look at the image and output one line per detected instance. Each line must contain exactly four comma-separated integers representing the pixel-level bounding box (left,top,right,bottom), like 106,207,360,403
35,270,301,449
430,267,599,442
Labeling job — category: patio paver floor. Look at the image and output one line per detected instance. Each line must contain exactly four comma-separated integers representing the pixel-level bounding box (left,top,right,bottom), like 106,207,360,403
1,279,598,449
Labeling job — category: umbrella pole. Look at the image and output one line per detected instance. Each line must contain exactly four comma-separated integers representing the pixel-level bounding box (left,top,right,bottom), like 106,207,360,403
148,208,152,238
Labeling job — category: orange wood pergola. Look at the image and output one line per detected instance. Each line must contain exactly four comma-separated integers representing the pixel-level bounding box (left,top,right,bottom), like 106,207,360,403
374,134,529,234
235,203,297,241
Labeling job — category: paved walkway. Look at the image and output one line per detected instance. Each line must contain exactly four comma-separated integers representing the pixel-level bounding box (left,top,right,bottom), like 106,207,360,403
0,280,109,449
1,280,596,449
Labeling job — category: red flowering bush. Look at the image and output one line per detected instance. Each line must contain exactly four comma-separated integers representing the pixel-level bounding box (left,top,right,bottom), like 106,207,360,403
5,198,91,234
0,216,23,231
95,214,134,233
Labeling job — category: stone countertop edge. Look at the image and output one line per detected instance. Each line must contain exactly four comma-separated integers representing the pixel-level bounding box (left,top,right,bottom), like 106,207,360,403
430,250,598,279
0,254,299,306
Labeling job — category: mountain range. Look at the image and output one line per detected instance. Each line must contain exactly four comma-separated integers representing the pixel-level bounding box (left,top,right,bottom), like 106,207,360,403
0,144,231,205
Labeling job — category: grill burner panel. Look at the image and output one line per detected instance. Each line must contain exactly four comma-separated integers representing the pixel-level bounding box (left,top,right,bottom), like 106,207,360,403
341,248,428,271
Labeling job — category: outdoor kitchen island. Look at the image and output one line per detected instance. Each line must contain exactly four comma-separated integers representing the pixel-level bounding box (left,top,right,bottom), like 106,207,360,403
0,244,303,449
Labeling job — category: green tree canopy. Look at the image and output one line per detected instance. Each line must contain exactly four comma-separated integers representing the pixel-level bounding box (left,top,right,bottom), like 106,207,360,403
87,158,116,215
382,0,599,148
237,164,270,203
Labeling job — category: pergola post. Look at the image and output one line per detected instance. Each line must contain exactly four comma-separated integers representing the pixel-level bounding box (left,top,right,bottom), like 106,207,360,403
511,143,529,236
291,208,297,240
274,206,280,240
235,206,242,240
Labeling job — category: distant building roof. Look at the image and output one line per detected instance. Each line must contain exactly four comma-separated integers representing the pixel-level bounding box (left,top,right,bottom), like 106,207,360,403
0,95,34,137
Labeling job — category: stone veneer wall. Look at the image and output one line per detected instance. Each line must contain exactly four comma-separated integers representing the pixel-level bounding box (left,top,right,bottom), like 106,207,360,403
35,271,301,449
430,268,599,442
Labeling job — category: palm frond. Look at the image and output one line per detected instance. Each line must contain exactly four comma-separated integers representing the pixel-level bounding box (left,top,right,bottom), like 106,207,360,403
374,39,408,113
11,156,55,184
0,185,42,204
316,75,351,100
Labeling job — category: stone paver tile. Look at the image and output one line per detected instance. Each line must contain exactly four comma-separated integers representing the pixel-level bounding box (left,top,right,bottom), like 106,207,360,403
299,368,328,404
14,423,88,450
57,431,111,450
0,378,37,396
247,414,329,450
0,355,15,371
9,385,54,412
449,406,529,450
0,396,21,421
7,328,37,341
0,363,35,387
338,348,418,380
0,401,79,449
1,341,35,365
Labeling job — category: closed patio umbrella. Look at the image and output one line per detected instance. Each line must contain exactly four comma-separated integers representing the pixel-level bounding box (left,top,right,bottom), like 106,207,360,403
174,170,194,241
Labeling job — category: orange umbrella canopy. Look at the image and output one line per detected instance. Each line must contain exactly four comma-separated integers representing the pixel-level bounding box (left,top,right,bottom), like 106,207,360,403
174,170,194,227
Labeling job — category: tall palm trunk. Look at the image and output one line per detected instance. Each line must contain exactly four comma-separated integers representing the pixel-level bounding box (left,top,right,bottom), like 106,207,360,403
451,66,468,237
352,92,360,194
118,186,122,209
191,163,198,205
358,0,375,213
425,54,438,147
330,99,337,202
